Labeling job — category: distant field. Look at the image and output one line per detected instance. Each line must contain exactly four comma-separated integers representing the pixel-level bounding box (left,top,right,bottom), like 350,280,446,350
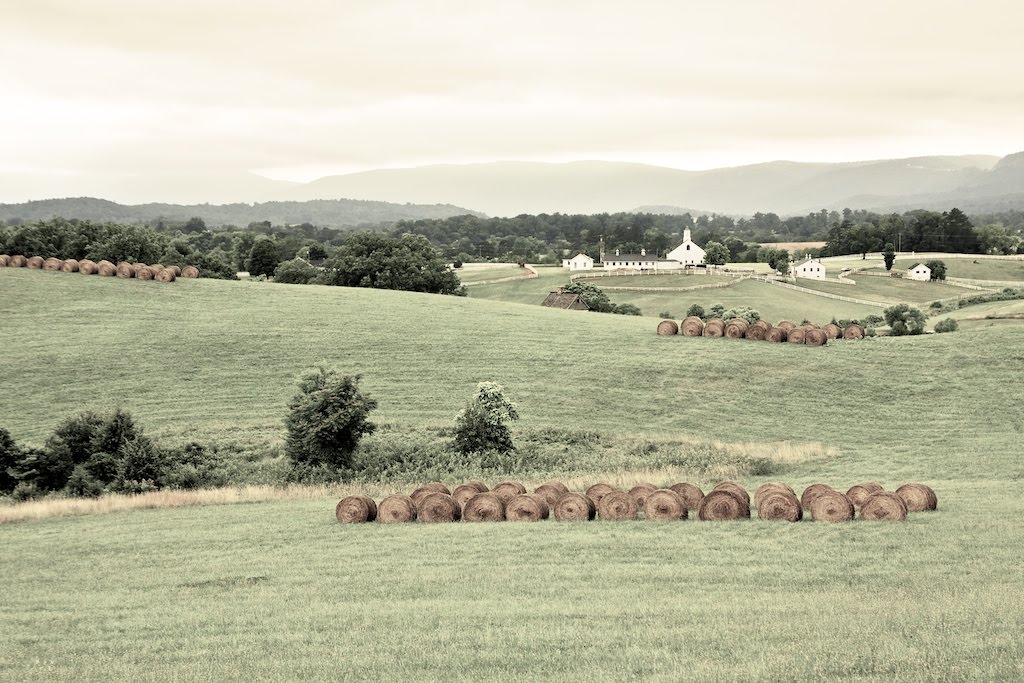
826,254,1024,282
574,272,736,289
465,265,570,305
456,265,530,283
794,275,975,305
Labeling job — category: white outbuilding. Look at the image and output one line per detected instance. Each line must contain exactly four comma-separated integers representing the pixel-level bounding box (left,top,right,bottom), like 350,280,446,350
665,229,706,266
907,263,931,281
561,253,595,271
603,248,656,271
793,257,826,280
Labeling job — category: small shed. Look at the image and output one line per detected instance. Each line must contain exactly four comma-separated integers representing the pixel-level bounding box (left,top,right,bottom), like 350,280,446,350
542,289,590,311
907,263,931,281
793,257,826,280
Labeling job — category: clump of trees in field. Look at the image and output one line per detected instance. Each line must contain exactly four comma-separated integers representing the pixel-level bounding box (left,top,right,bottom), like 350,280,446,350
884,304,927,336
562,282,641,315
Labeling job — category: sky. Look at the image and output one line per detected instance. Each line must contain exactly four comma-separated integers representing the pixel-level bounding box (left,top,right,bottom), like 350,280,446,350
1,0,1022,202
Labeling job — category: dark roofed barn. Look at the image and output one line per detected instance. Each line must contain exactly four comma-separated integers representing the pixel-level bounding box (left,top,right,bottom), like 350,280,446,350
542,289,590,311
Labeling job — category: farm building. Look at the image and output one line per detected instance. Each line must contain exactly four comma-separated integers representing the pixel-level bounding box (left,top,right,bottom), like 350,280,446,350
542,289,591,310
793,257,826,280
603,249,657,271
907,263,931,281
561,253,595,271
665,229,706,266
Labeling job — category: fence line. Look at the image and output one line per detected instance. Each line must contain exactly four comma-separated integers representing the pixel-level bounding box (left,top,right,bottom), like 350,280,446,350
461,264,538,286
749,276,889,307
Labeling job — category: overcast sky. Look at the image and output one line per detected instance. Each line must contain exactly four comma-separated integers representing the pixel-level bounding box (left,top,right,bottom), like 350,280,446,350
1,0,1021,201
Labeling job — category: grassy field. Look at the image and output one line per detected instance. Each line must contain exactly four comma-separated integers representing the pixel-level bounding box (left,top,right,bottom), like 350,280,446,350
827,255,1024,282
2,268,1024,680
456,265,531,283
573,272,738,289
793,275,975,305
465,265,571,305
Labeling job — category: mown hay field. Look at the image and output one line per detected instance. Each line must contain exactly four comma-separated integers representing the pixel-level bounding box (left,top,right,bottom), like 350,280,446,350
793,275,976,304
2,267,1024,680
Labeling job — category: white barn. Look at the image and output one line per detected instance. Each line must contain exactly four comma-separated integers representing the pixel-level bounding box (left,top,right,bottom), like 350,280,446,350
665,229,706,266
907,263,931,281
603,249,656,271
561,253,595,271
793,257,826,280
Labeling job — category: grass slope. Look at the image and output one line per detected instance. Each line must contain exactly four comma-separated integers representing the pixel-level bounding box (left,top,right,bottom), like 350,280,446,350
793,275,975,305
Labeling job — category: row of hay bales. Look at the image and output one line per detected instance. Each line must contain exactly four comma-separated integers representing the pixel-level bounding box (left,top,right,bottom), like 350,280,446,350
336,479,936,523
0,254,199,281
657,316,865,345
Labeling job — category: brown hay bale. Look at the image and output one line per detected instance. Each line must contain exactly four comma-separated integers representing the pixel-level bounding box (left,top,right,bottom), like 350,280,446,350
9,255,27,267
808,490,854,522
115,262,135,278
585,483,617,505
724,318,749,339
777,320,796,332
553,492,596,521
0,255,9,267
804,327,828,346
698,490,750,520
703,318,725,337
182,265,200,278
155,268,177,282
845,485,876,509
377,494,417,523
26,256,44,269
657,319,679,336
754,482,796,510
96,260,116,276
422,482,451,494
78,259,97,275
149,264,164,274
506,493,550,521
416,492,461,523
860,481,884,493
823,323,841,339
492,480,527,503
61,259,80,273
843,323,865,339
669,482,704,511
627,483,657,511
597,490,638,521
335,495,377,523
712,481,750,507
465,480,489,493
410,486,443,506
860,492,908,521
136,265,155,280
787,326,808,344
757,492,803,522
765,326,788,343
533,482,568,507
168,265,182,276
745,319,771,341
800,483,834,510
643,489,688,521
452,484,483,511
43,257,63,271
680,316,705,337
804,322,821,329
896,483,937,512
462,492,506,522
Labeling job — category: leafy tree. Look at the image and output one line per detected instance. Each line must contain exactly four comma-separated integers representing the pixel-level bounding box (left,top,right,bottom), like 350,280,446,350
247,239,281,278
0,427,20,494
452,382,519,455
686,304,705,319
924,259,947,281
934,318,959,333
658,311,673,319
318,233,463,295
884,303,926,335
12,447,74,492
183,217,207,233
708,303,726,319
703,241,729,266
274,258,318,284
883,243,896,271
562,282,613,313
284,369,378,469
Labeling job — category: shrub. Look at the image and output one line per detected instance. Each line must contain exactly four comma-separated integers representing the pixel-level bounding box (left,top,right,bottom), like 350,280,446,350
934,318,959,333
66,465,104,498
11,447,74,492
11,482,42,502
45,411,107,466
273,258,318,284
708,303,726,319
452,382,519,455
722,306,761,324
884,303,927,335
658,311,674,319
0,427,20,494
686,304,705,319
612,303,642,316
162,442,229,489
284,369,378,469
113,439,166,493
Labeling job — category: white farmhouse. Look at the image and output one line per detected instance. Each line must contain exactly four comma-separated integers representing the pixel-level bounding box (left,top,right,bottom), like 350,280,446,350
793,257,826,280
665,229,706,266
907,263,931,281
603,248,657,271
561,253,595,271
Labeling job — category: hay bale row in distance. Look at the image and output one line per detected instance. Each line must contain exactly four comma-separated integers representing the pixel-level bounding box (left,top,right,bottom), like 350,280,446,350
0,255,194,282
43,257,63,271
26,256,44,269
680,316,705,337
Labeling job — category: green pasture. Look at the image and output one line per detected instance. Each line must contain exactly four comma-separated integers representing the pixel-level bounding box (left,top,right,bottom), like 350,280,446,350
456,265,530,283
793,275,975,305
573,272,736,289
2,267,1024,681
465,265,571,305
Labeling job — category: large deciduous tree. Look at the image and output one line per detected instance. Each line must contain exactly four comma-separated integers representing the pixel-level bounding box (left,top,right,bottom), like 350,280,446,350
318,233,464,295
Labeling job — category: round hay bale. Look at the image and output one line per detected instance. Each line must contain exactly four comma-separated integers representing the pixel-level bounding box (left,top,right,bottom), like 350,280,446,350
746,320,771,341
43,257,63,271
182,265,200,278
335,495,377,523
0,255,9,267
776,320,796,332
627,483,657,511
860,481,884,493
506,493,550,521
377,494,417,523
823,323,841,339
115,262,135,278
896,483,937,512
680,316,705,337
96,260,116,276
553,492,596,521
765,326,788,343
703,318,725,337
800,483,834,510
492,480,527,503
657,319,679,336
149,264,164,274
422,482,451,495
804,322,821,330
452,484,483,511
808,490,854,522
845,484,875,509
61,258,80,273
597,490,638,521
585,483,617,505
724,318,749,339
860,492,909,521
136,265,155,280
669,482,704,511
465,480,489,493
754,482,796,510
804,327,828,346
410,486,443,506
533,482,568,507
712,481,750,507
643,489,688,521
843,323,865,339
155,268,177,282
78,259,97,275
168,265,182,276
787,326,808,344
26,256,44,269
462,492,506,522
9,255,27,267
697,490,750,520
131,262,147,275
416,492,461,523
757,492,803,522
